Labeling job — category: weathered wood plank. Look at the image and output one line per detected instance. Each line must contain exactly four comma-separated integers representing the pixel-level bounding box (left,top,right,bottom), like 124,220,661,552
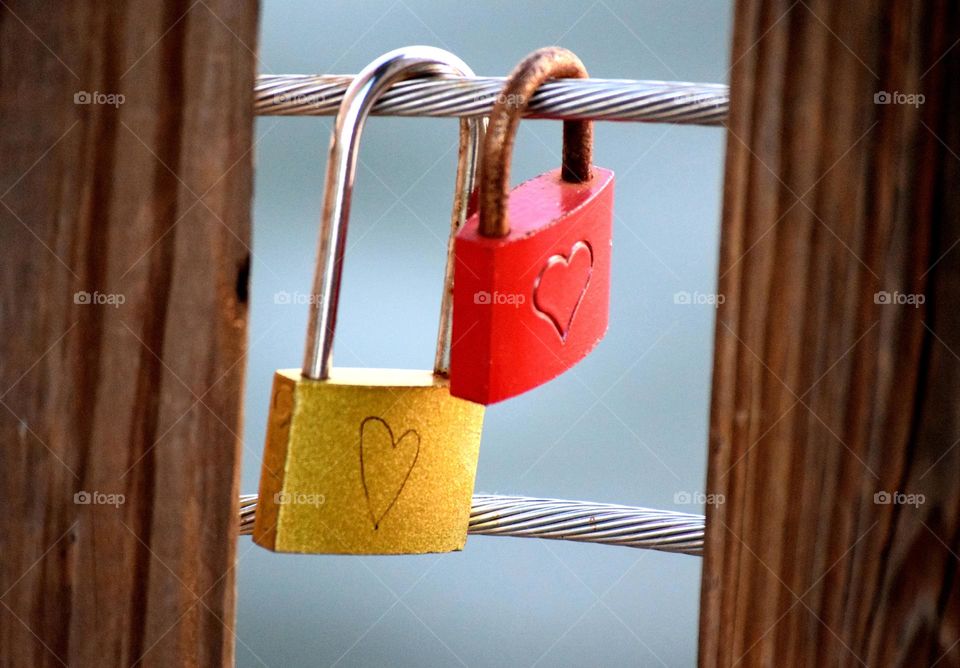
0,2,258,665
700,1,960,665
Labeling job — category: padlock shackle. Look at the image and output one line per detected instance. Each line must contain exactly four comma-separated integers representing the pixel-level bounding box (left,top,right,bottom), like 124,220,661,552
478,47,593,238
302,47,483,381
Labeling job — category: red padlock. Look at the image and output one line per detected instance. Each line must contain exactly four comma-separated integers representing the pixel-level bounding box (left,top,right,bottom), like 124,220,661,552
451,47,614,405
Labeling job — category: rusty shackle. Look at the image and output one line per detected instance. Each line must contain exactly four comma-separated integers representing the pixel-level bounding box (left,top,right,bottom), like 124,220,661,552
478,47,594,238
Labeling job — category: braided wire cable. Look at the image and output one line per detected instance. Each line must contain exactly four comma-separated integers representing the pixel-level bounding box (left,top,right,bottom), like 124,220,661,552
255,74,728,126
239,493,704,556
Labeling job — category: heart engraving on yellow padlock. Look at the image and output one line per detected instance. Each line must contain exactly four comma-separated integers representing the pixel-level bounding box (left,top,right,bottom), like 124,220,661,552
359,416,421,530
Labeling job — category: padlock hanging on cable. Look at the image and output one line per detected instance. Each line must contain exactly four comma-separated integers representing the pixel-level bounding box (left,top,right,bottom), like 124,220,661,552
253,46,485,556
451,47,615,405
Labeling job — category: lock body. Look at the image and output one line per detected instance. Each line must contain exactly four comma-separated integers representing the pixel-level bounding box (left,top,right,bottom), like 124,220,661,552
254,368,484,554
451,167,614,404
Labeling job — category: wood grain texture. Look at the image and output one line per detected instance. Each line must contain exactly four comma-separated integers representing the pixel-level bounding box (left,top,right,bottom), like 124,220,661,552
700,1,960,665
0,2,258,666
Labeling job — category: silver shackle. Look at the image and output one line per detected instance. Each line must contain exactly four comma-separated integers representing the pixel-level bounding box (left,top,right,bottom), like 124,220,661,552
302,46,483,380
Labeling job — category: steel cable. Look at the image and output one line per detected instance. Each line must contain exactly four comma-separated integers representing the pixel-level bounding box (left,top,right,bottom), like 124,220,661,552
256,74,728,125
239,493,704,556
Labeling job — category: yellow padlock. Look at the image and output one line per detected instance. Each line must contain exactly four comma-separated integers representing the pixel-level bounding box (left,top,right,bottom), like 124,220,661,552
253,47,485,555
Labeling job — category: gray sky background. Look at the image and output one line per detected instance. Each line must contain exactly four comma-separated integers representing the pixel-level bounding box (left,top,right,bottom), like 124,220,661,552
237,2,731,665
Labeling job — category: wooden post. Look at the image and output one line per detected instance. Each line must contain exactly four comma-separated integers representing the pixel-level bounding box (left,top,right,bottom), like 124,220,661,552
701,0,960,665
0,2,258,665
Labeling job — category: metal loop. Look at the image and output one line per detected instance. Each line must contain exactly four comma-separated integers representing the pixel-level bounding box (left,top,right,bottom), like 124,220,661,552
302,46,483,380
479,47,593,238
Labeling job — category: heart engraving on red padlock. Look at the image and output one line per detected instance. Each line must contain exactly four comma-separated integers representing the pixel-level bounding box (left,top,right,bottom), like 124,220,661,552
359,416,421,530
533,241,594,342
